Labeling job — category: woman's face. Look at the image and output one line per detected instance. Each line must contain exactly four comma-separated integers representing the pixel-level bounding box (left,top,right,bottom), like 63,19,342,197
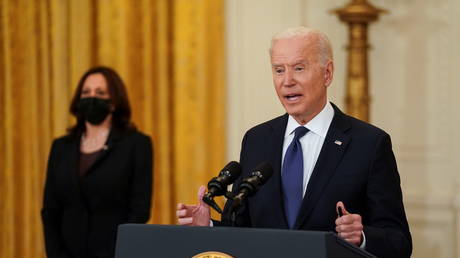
81,73,110,99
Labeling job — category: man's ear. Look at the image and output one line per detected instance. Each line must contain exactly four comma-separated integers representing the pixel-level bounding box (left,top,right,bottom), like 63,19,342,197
324,60,334,87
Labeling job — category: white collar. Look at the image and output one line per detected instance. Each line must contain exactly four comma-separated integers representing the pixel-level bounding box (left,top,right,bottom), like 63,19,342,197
285,101,334,138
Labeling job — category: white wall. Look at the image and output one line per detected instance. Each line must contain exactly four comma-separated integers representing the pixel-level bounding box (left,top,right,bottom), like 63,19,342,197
226,0,460,257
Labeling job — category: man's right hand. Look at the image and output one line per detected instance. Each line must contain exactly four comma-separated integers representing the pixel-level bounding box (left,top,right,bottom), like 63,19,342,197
176,185,211,226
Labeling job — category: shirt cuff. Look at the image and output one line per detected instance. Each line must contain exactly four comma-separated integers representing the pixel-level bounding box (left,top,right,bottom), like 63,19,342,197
359,230,366,249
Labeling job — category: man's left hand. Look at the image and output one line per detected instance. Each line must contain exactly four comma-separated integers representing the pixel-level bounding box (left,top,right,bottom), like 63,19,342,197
335,201,363,246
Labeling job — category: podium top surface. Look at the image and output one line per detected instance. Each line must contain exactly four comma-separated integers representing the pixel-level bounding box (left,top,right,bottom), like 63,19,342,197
115,224,376,258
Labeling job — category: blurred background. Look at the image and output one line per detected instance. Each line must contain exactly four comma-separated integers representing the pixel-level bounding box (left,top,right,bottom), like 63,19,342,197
1,0,459,257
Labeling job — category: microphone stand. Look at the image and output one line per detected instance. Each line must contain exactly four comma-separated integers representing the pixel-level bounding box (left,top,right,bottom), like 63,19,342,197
226,192,243,227
204,191,243,227
231,211,237,227
202,194,223,214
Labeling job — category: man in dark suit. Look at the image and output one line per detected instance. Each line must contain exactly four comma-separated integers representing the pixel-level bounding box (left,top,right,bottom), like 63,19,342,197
177,26,412,258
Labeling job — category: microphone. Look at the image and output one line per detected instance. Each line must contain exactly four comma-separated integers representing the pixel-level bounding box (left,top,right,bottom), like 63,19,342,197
230,162,274,212
203,161,242,213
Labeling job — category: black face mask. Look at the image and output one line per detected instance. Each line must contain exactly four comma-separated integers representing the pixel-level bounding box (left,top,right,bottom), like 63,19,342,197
77,97,112,125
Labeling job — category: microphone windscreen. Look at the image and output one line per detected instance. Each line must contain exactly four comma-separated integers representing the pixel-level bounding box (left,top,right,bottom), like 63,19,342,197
222,161,242,181
251,162,273,184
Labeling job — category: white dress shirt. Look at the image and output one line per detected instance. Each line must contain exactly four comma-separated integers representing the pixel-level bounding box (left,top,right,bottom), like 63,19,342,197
281,101,334,197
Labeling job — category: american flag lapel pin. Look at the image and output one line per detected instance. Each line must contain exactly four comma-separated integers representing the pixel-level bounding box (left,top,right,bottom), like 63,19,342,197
334,140,342,146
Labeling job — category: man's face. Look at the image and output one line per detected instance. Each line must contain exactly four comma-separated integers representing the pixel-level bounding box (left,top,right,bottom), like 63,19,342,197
271,35,333,124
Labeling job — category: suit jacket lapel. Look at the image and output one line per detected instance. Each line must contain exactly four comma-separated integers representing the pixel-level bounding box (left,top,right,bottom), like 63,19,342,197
294,104,351,229
267,114,289,228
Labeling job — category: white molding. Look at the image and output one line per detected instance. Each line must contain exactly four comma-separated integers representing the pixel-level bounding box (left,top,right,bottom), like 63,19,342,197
404,193,457,258
405,194,455,210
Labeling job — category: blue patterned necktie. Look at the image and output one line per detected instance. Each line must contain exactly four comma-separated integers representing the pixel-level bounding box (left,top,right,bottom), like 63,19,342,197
282,126,309,228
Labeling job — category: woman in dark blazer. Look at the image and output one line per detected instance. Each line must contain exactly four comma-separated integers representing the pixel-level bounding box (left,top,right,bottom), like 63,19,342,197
41,66,153,258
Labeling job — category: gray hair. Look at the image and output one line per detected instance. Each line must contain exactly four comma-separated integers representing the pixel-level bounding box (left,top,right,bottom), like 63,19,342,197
270,26,333,66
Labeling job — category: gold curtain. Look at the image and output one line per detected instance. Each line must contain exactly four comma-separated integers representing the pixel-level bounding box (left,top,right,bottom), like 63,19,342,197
0,0,225,257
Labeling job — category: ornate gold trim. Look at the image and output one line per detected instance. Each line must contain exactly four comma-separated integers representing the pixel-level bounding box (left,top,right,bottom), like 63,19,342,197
331,0,388,122
192,251,234,258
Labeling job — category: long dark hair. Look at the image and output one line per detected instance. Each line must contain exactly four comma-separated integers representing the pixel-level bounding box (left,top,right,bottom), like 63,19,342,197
68,66,135,135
